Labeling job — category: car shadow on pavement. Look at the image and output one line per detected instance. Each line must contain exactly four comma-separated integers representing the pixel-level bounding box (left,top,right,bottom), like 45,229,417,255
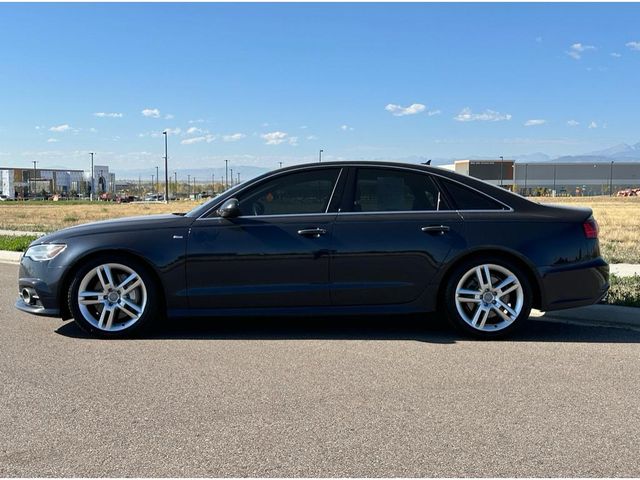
54,314,640,343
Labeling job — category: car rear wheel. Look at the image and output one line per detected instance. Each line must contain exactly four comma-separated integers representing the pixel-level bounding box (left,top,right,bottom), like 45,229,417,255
443,257,532,339
67,255,159,338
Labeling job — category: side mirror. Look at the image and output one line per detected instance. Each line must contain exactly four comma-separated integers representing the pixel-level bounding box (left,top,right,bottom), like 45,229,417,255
218,198,241,218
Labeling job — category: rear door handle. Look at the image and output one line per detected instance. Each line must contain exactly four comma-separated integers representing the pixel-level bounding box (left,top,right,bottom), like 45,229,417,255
421,225,450,235
297,227,327,238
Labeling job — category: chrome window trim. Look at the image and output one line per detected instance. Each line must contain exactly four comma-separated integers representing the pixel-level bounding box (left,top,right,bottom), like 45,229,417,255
196,167,344,221
196,162,513,220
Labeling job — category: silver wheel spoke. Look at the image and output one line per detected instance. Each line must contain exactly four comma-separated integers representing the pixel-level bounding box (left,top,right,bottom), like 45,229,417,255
457,297,481,303
492,304,513,322
495,275,516,291
483,265,492,289
470,306,483,327
122,279,142,296
116,273,138,291
478,308,490,329
121,298,142,315
79,291,104,305
96,268,108,290
475,267,486,290
102,265,115,288
104,307,116,330
496,299,518,319
499,284,519,297
97,307,108,329
119,303,139,319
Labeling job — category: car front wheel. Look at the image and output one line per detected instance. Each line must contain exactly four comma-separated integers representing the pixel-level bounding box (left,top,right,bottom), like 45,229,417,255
443,257,532,339
67,255,159,338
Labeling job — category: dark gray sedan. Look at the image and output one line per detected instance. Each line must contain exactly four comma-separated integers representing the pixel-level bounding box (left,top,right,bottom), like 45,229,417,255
16,161,609,339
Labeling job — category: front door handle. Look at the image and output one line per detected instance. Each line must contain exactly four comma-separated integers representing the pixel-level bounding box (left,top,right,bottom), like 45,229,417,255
298,227,327,238
421,225,450,235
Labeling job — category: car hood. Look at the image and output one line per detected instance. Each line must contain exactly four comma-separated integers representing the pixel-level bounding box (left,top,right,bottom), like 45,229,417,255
34,214,194,244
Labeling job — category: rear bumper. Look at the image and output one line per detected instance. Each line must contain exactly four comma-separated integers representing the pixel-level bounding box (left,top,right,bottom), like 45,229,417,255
538,258,609,311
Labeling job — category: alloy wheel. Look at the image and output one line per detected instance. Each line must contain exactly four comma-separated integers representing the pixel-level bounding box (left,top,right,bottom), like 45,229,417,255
76,263,148,332
454,263,524,332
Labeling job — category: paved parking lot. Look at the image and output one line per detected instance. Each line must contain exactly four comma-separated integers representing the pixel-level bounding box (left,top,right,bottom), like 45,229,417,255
1,262,640,477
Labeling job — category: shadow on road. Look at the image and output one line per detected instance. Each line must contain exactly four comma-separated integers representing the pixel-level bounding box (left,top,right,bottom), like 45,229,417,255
55,314,640,344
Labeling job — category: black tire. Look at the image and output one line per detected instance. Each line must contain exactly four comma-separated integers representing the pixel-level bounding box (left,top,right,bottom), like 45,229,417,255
442,256,533,339
67,254,161,339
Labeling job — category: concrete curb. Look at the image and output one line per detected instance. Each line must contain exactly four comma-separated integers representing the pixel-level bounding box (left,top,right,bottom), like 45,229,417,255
532,304,640,330
610,264,640,277
0,250,22,265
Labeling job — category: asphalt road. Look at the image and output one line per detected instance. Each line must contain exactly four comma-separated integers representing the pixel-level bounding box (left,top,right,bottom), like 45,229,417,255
1,263,640,477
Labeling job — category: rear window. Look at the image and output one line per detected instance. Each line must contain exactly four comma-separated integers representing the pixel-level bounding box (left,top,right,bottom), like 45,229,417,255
440,179,507,210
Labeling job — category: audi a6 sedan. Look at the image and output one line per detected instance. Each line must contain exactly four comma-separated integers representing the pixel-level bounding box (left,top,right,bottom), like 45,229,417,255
16,161,609,339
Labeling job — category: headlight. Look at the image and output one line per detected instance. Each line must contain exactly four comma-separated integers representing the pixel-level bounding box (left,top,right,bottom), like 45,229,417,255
24,244,67,261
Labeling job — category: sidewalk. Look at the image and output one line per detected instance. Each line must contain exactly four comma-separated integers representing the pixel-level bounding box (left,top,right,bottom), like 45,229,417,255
0,229,45,237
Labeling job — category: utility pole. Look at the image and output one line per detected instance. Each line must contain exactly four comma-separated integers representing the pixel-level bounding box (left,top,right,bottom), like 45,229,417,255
187,174,191,198
225,159,229,190
230,168,233,188
237,172,240,185
499,156,504,187
174,171,177,198
609,160,614,196
89,153,94,201
319,149,323,163
163,131,169,203
32,161,37,198
155,166,159,199
193,177,196,197
151,174,154,194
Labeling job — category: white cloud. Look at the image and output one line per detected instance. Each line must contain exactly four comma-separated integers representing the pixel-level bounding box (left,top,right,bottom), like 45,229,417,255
188,119,205,124
164,114,174,120
524,119,546,127
141,108,161,118
454,108,512,122
427,110,441,116
306,135,318,140
340,124,354,131
46,138,59,143
93,112,123,118
89,127,98,133
610,52,622,58
567,120,580,127
261,131,289,145
186,127,203,135
49,124,71,132
588,121,598,129
163,127,181,135
566,43,596,60
222,133,246,142
385,103,426,116
181,134,215,145
626,41,640,51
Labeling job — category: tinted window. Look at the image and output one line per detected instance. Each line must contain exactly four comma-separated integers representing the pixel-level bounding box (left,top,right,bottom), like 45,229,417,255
440,179,506,210
237,168,340,216
353,168,447,212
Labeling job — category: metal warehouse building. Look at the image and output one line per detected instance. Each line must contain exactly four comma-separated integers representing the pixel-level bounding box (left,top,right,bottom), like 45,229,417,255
453,159,640,196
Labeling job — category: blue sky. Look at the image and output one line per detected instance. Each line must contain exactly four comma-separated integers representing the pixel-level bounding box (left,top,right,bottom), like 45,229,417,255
1,2,639,173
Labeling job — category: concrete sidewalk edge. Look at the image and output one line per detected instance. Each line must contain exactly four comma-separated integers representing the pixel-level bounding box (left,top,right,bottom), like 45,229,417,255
0,250,22,264
532,304,640,329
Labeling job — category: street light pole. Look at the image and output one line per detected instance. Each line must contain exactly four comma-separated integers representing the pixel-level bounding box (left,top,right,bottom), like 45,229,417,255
187,174,191,198
230,168,233,188
32,161,37,198
155,166,159,199
237,172,240,185
609,160,614,196
499,155,504,187
174,171,177,198
89,153,94,201
163,131,169,203
319,149,323,163
225,160,229,190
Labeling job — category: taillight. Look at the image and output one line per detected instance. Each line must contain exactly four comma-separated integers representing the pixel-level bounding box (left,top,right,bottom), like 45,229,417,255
583,218,599,239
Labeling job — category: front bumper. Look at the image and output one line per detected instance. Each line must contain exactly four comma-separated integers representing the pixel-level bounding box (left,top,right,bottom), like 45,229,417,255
15,257,66,319
15,298,61,317
538,258,609,311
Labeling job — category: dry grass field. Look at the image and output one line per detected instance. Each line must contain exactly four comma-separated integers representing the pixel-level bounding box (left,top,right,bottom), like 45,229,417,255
0,200,202,233
0,196,638,263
